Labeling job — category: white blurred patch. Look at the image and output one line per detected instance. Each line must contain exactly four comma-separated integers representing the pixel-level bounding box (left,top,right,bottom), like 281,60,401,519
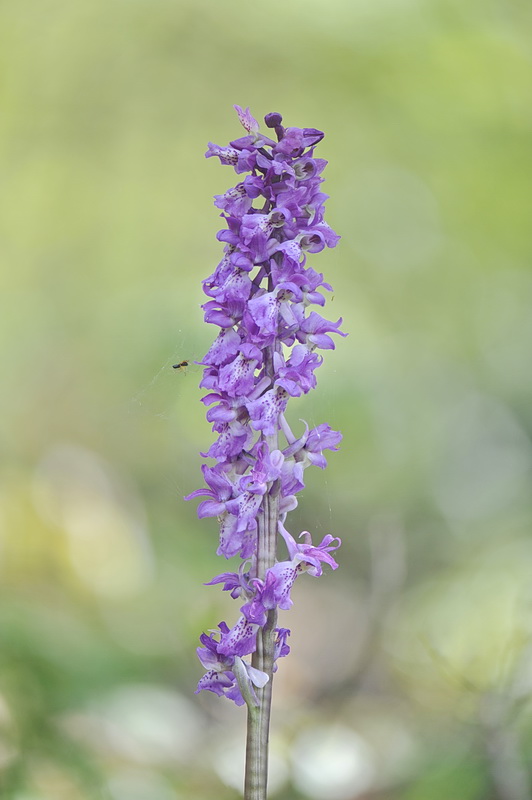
291,724,376,799
98,685,203,766
32,444,154,597
62,685,204,767
431,394,532,521
344,166,444,271
354,710,418,789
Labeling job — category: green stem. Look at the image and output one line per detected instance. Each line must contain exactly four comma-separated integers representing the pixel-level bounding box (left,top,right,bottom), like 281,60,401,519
244,607,278,799
244,341,279,800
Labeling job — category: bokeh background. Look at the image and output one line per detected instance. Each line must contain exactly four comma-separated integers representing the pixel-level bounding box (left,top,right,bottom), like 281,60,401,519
1,0,532,798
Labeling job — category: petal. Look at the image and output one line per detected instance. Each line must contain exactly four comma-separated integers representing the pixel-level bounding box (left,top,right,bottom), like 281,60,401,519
197,499,226,519
245,664,270,689
195,670,234,697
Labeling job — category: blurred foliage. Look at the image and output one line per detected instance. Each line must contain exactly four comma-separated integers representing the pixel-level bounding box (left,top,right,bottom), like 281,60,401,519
1,0,532,798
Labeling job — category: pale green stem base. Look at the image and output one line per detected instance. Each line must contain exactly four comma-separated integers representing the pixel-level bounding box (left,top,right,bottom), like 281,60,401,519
244,417,279,798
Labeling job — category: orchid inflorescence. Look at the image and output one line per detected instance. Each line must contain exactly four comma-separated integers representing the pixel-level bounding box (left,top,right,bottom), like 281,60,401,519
188,106,344,708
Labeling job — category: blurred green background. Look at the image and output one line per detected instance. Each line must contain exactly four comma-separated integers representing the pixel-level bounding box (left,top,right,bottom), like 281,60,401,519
1,0,532,798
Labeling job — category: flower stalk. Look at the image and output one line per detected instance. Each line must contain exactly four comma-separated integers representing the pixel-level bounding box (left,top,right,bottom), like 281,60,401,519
188,106,344,799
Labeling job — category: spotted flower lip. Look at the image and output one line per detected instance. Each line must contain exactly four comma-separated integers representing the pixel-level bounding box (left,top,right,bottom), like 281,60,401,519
195,622,268,706
192,106,343,705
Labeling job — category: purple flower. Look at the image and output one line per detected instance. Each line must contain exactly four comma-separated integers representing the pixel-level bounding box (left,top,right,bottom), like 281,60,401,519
191,106,343,706
196,622,268,706
265,525,341,610
234,105,260,136
278,522,341,575
217,511,251,559
295,310,348,350
205,142,239,166
305,423,343,468
217,614,259,658
283,421,343,469
206,419,253,462
201,327,242,367
185,464,233,519
247,386,290,435
218,344,263,397
274,345,322,397
273,627,291,665
205,562,254,599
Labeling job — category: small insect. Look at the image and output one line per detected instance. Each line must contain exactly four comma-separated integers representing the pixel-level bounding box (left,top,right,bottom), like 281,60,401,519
172,360,190,373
